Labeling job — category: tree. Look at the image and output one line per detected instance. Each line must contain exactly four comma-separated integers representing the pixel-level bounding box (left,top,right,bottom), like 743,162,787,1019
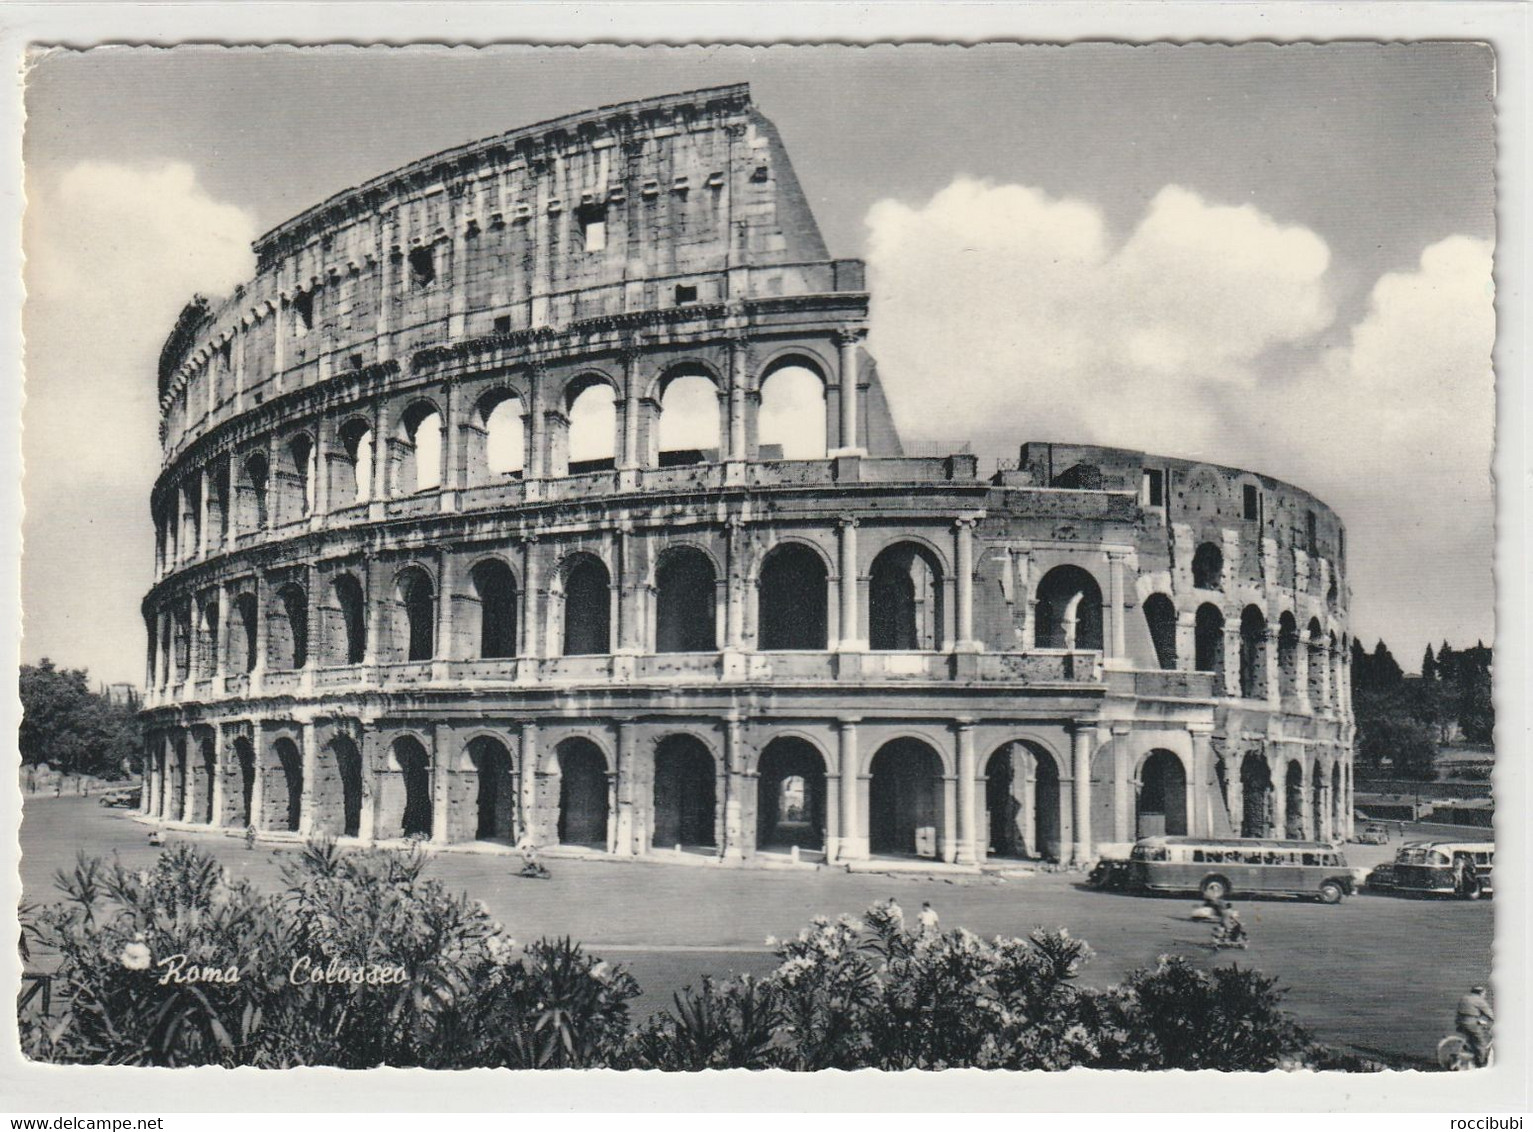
19,659,141,779
1421,644,1437,683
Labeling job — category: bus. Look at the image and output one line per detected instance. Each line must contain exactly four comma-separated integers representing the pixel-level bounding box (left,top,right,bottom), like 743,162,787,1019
1385,841,1493,899
1125,836,1356,903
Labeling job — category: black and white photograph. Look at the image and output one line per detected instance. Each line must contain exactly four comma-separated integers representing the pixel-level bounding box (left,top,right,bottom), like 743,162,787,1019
3,9,1525,1117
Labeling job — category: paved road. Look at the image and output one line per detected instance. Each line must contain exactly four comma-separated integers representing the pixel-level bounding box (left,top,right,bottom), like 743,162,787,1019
21,797,1493,1066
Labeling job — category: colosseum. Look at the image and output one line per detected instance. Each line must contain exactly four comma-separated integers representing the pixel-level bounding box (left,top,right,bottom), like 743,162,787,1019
138,84,1356,867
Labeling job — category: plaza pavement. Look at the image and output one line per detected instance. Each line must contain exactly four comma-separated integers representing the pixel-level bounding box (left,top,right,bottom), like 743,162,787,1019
19,796,1493,1067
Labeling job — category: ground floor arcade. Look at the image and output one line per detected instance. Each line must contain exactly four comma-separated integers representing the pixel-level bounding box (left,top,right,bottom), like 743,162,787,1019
142,711,1354,863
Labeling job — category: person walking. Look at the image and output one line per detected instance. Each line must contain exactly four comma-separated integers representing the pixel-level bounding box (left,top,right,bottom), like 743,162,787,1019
917,901,940,935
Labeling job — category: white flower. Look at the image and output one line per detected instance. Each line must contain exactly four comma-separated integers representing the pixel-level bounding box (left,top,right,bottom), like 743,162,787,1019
120,942,152,971
764,935,778,948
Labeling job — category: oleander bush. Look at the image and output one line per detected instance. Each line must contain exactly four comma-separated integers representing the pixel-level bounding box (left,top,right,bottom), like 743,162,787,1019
21,842,1375,1070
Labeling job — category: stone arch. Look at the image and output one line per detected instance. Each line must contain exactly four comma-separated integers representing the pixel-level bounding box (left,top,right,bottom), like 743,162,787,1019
315,734,364,838
270,737,303,833
1239,605,1268,699
1192,542,1224,590
393,399,443,495
654,363,723,467
269,581,308,670
1277,611,1301,700
234,736,256,828
1194,603,1224,676
386,735,433,840
757,356,829,460
465,735,517,842
869,541,945,651
472,386,528,480
469,557,519,659
1306,617,1327,705
757,540,829,650
336,416,374,506
195,594,220,679
239,452,269,532
652,733,719,849
329,573,366,666
283,431,317,524
195,734,216,824
555,737,610,847
1310,758,1327,842
559,551,611,656
1240,751,1273,838
1284,758,1307,839
654,545,718,653
1142,593,1178,670
1034,564,1104,651
755,736,827,852
233,592,259,673
564,372,619,473
1136,749,1188,837
868,737,945,856
392,565,436,663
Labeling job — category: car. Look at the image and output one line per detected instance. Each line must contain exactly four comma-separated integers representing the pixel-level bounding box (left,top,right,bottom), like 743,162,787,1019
1365,863,1398,891
99,787,141,809
1086,858,1134,891
1354,823,1392,845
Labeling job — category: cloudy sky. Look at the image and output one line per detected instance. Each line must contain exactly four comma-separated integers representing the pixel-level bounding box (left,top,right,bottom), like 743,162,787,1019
20,44,1496,686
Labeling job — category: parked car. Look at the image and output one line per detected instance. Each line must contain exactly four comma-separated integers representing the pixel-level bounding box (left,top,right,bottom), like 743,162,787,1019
1354,822,1392,845
1365,862,1398,891
99,787,141,808
1086,858,1135,891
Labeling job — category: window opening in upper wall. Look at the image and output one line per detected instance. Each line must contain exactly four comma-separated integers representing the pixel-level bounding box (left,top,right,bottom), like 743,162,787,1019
1142,468,1165,508
293,291,314,335
674,284,698,305
1306,510,1318,556
408,246,436,287
577,203,607,252
1242,483,1260,521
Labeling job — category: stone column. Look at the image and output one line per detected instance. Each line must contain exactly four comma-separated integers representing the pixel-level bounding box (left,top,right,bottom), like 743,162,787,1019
1317,642,1333,714
1106,551,1127,659
1295,633,1311,714
955,517,979,651
727,336,749,466
1222,624,1241,697
518,721,539,844
369,399,389,510
435,550,456,672
251,573,268,692
1264,627,1281,709
430,724,450,846
527,368,548,482
198,472,212,559
954,720,978,865
1271,756,1288,839
143,733,158,816
364,558,385,668
725,517,745,651
298,719,318,837
613,719,637,856
836,718,863,861
619,349,641,477
836,517,861,651
209,733,227,829
832,327,863,455
1112,727,1131,843
248,731,266,832
723,715,746,861
1318,769,1333,842
520,537,541,660
312,416,331,520
940,774,958,864
441,381,463,510
214,583,231,690
1070,723,1095,864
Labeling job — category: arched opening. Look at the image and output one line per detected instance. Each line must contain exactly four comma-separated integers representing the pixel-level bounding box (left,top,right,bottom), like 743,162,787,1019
197,736,216,824
656,372,721,466
273,738,303,833
271,583,308,670
869,542,944,650
1306,618,1327,706
172,606,192,682
241,454,269,532
171,738,187,820
757,363,827,460
1194,603,1225,676
1239,606,1268,699
395,402,443,494
338,418,373,506
479,390,526,479
1285,760,1306,839
652,735,717,849
757,543,828,650
330,736,364,838
556,739,609,847
985,747,1023,858
287,434,315,522
470,559,518,659
868,738,944,856
1034,749,1062,861
1240,753,1273,838
755,737,826,851
655,547,717,653
1143,594,1178,670
467,736,516,842
331,574,366,666
1311,764,1326,841
211,463,230,544
235,737,256,827
566,377,617,474
393,567,435,663
1277,612,1300,700
561,554,611,656
389,736,433,840
1138,750,1188,837
196,597,219,679
1034,565,1103,651
234,593,258,673
1192,542,1224,590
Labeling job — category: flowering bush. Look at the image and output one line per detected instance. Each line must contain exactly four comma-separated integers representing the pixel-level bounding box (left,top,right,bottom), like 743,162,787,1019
21,841,637,1067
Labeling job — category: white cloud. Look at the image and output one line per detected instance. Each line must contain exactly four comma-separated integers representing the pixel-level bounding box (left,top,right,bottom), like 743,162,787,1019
864,177,1494,650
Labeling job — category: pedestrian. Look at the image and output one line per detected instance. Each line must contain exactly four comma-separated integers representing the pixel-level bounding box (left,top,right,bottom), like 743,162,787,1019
917,901,939,935
1456,984,1494,1067
885,896,904,924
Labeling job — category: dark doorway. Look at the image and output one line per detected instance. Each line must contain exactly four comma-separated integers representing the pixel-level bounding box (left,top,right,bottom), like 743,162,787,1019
393,737,433,839
1192,542,1223,590
985,748,1022,858
1034,565,1103,651
274,738,303,833
755,738,826,851
199,737,216,823
563,555,611,655
869,543,943,650
1285,760,1306,839
472,560,518,659
469,736,516,841
1138,749,1188,837
333,736,363,837
1143,594,1178,670
869,739,942,856
557,740,609,846
397,569,435,662
1195,603,1225,674
1034,749,1062,861
333,575,366,665
653,735,717,848
655,548,717,653
1241,753,1273,838
236,737,256,826
757,544,828,650
1239,606,1267,699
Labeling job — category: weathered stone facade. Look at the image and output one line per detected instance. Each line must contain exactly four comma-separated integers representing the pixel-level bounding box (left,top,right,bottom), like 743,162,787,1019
139,84,1356,865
